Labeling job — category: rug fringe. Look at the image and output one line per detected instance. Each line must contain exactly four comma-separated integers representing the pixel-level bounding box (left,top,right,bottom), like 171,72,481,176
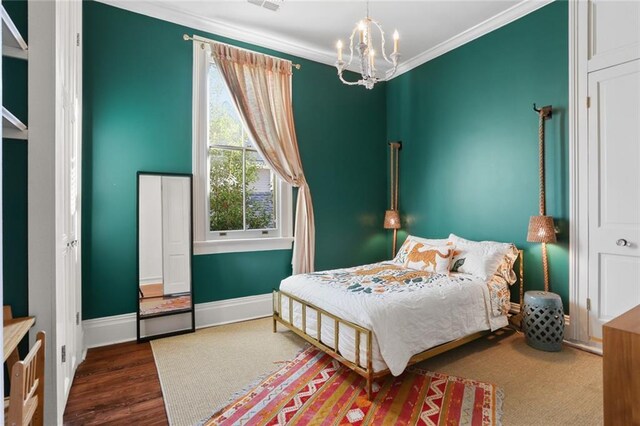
197,344,311,426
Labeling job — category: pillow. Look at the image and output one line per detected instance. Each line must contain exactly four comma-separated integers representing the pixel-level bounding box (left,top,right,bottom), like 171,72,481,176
448,234,517,281
392,235,450,264
404,242,454,274
494,245,520,285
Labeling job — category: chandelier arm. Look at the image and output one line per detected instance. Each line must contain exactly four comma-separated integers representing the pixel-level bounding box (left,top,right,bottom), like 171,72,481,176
369,19,394,65
344,27,357,69
335,26,367,84
337,70,364,86
385,61,399,80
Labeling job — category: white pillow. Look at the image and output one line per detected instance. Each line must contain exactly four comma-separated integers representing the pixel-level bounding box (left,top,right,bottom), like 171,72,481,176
411,235,449,246
448,234,514,280
393,235,450,264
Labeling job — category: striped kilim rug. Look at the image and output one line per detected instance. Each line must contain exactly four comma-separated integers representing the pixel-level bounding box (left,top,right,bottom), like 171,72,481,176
203,347,503,425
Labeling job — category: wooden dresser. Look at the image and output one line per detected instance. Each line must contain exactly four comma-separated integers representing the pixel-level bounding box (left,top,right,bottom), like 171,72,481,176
603,304,640,425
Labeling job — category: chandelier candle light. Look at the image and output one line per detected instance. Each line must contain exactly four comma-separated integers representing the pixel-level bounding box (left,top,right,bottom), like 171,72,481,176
335,2,400,89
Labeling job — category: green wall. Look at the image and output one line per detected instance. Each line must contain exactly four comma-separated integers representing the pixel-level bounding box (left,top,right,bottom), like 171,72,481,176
82,2,388,319
386,2,569,309
83,1,570,319
2,0,29,319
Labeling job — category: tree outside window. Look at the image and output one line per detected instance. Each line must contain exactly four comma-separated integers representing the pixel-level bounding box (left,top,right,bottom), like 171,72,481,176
207,63,277,233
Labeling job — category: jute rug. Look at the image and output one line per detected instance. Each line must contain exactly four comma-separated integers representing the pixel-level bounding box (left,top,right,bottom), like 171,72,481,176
204,346,503,425
151,318,305,425
152,318,603,426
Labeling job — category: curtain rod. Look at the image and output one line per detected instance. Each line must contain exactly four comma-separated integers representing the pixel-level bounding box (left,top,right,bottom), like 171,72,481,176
182,34,302,70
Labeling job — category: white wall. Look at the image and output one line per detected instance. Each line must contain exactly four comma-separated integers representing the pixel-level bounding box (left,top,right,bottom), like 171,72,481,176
138,175,163,286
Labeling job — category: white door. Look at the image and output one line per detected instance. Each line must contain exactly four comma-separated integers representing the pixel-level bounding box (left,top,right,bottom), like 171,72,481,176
55,0,82,409
587,59,640,342
161,177,191,295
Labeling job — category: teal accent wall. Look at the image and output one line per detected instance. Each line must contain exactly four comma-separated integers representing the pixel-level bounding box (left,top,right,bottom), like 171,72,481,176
2,0,29,320
386,2,569,309
82,2,388,319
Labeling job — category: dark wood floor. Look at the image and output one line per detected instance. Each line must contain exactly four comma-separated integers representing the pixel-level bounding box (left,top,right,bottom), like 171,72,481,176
63,341,169,425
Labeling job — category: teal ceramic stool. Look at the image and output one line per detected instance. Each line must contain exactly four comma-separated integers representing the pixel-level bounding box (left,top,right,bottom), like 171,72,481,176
522,291,564,351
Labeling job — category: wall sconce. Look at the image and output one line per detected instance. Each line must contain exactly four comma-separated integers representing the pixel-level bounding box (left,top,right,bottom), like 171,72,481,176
384,141,402,256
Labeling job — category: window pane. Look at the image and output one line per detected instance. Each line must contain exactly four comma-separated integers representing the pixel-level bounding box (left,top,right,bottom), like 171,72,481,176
208,63,250,148
209,148,244,232
245,151,277,230
206,62,280,237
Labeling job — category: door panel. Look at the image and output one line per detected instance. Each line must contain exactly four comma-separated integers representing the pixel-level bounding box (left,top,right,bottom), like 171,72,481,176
599,254,640,318
597,69,640,227
588,0,640,72
588,59,640,341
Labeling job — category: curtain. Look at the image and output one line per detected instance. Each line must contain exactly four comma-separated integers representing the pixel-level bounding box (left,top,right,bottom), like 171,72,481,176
211,43,315,274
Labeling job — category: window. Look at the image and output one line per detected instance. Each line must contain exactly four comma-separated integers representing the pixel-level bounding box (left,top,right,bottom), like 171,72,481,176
193,42,292,254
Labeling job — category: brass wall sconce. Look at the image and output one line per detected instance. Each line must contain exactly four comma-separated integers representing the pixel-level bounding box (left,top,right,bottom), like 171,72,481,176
385,141,402,256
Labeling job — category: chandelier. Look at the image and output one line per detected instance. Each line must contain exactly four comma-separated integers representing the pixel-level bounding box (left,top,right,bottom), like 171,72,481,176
334,2,400,90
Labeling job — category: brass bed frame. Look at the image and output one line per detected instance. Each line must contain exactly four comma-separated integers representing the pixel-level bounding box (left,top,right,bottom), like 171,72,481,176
272,250,524,399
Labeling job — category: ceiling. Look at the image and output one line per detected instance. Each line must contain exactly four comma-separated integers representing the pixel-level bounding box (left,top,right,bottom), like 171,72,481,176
100,0,551,78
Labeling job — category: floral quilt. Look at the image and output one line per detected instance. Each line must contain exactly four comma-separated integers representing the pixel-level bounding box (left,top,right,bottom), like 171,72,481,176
305,262,509,317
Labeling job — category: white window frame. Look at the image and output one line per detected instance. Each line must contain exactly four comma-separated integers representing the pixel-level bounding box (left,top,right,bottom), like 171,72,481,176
191,37,293,255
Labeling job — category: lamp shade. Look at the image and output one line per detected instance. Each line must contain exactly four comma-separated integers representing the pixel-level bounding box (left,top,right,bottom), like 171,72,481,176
527,215,557,243
384,210,401,229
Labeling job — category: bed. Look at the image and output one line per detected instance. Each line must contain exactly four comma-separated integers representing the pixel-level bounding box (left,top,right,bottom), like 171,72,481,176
272,236,523,399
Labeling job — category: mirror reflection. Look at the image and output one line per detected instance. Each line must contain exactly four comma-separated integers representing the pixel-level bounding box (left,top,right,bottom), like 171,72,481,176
138,173,193,320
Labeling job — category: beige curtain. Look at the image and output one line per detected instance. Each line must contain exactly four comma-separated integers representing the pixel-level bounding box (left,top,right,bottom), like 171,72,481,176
211,43,315,274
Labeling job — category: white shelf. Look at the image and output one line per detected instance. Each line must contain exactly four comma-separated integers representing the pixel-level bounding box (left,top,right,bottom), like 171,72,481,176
2,106,28,140
1,5,28,60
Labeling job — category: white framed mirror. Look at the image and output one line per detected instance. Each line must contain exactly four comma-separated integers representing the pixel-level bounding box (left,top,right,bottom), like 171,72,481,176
137,172,195,342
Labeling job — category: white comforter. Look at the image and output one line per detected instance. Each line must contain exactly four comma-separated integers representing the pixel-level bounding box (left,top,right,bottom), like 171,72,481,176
279,262,508,376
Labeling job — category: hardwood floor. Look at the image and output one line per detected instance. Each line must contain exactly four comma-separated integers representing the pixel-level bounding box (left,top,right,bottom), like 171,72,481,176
140,283,164,298
63,341,168,425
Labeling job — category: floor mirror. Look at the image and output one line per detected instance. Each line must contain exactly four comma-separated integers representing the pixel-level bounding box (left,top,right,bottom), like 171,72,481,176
137,172,195,342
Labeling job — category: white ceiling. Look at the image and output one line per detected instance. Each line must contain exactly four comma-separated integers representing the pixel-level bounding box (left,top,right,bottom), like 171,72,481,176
101,0,552,77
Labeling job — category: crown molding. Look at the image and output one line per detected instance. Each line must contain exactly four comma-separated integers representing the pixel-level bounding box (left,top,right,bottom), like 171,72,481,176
97,0,553,81
96,0,341,69
386,0,554,80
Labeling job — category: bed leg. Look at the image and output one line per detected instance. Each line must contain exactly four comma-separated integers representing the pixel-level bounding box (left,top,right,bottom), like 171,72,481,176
272,315,277,333
366,376,373,400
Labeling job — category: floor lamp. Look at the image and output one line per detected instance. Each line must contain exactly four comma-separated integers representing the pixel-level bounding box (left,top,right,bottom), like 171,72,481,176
384,141,402,256
522,104,565,351
527,104,556,292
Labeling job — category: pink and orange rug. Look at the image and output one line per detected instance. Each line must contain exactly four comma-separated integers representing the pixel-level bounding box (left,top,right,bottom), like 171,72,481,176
139,294,191,317
203,347,503,425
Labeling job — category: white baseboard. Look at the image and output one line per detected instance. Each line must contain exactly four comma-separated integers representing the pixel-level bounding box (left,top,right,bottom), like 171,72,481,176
139,278,163,286
83,293,273,349
83,312,137,348
563,339,602,355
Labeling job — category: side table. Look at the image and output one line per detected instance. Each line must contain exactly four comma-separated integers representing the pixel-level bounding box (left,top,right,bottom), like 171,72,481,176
522,291,564,351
